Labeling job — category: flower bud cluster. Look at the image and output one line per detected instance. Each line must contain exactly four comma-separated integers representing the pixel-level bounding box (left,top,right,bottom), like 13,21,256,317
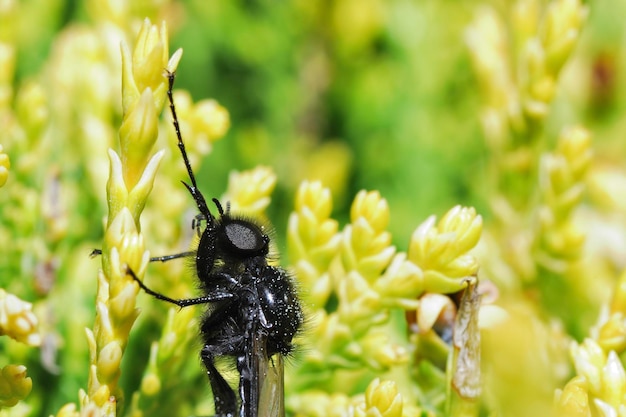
288,181,340,308
288,182,484,411
536,126,592,266
127,307,198,416
409,206,482,294
288,378,420,417
85,19,180,411
556,339,626,417
466,0,587,145
353,379,404,417
0,365,33,409
0,289,38,410
222,166,277,216
0,289,40,346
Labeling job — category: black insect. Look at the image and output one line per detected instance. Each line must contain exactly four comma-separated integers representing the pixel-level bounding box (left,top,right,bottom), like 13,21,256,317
128,71,303,417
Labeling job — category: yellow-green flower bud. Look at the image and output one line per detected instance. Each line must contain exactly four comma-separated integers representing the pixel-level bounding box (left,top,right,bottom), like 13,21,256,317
132,20,169,93
97,341,123,382
537,126,591,262
351,190,389,234
465,7,512,111
354,378,403,417
295,180,333,219
104,207,148,278
0,364,32,408
15,80,48,138
557,126,592,176
288,181,340,307
0,43,15,108
289,180,339,265
106,149,129,228
141,372,161,397
554,376,591,417
373,253,423,309
0,144,9,187
541,0,588,73
438,206,483,255
158,305,197,359
55,402,79,417
570,339,605,394
222,166,276,216
126,149,165,225
119,88,159,190
360,332,408,369
336,271,383,325
409,206,482,294
0,289,40,346
597,313,626,353
594,399,620,417
339,191,394,280
121,19,179,113
287,391,351,417
512,0,540,48
308,310,352,365
600,350,626,410
70,397,116,417
189,99,230,143
108,282,141,337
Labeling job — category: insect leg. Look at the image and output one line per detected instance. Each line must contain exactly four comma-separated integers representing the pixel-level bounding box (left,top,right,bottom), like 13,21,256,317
90,249,195,263
192,213,207,237
237,314,264,417
147,251,195,262
126,267,234,308
201,345,237,417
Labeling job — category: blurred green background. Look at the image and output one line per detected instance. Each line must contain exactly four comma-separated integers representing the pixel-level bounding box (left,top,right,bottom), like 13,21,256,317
9,0,626,246
169,0,487,247
10,0,497,246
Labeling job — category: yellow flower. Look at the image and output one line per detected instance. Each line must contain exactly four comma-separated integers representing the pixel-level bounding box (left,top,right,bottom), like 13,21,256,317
340,190,394,280
121,19,181,114
189,98,230,143
559,338,626,417
288,181,340,307
373,253,423,310
0,289,40,346
119,88,160,190
537,126,591,261
541,0,588,73
222,166,276,216
354,378,403,417
0,364,32,408
554,376,591,417
409,206,482,294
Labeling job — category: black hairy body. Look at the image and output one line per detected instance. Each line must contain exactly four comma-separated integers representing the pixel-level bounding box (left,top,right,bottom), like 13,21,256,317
125,71,303,417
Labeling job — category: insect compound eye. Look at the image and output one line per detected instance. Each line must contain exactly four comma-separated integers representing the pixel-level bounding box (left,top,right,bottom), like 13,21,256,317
221,219,268,256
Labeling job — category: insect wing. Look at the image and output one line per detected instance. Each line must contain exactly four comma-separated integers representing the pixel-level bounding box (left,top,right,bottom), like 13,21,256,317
249,329,285,417
258,353,285,417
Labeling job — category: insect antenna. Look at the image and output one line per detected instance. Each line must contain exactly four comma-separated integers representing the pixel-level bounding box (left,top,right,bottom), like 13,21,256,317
165,70,214,226
212,198,227,216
